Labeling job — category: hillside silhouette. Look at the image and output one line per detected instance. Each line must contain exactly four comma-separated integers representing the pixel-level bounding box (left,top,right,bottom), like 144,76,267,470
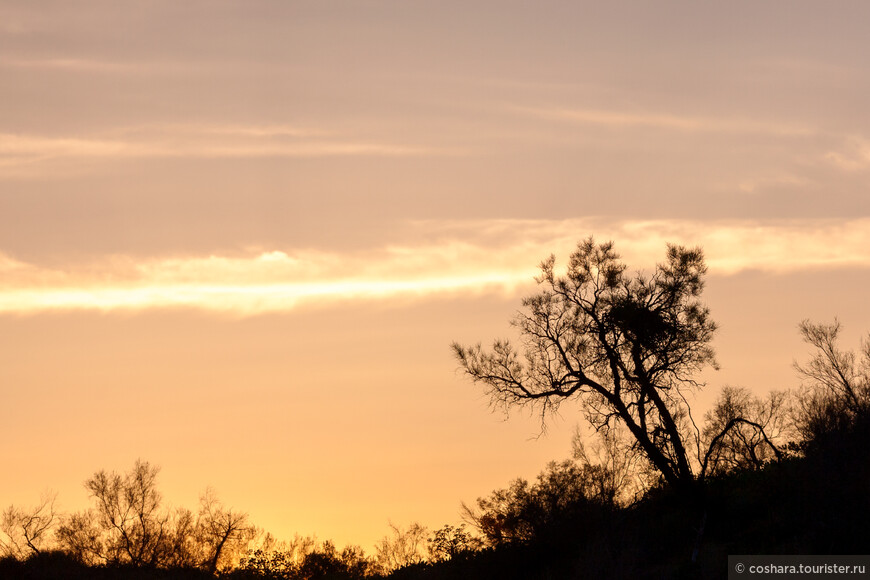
3,408,868,579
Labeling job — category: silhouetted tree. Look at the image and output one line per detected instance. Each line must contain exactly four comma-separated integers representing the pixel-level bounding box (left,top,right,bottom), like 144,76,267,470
196,487,255,573
54,508,106,565
56,459,173,566
235,535,376,580
426,524,481,562
794,319,870,442
463,459,613,548
297,542,372,579
0,490,57,558
237,546,298,578
55,459,253,573
374,522,427,573
571,426,648,505
453,239,717,490
701,386,789,477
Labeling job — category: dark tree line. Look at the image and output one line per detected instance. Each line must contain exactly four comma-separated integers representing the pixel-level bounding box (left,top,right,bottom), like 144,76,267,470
0,462,483,579
2,461,254,575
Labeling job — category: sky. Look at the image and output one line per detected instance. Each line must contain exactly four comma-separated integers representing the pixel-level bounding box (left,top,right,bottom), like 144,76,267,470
2,0,870,552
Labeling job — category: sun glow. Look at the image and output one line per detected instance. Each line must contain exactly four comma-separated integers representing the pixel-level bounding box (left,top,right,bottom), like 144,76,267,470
0,246,537,315
2,218,869,316
0,275,528,315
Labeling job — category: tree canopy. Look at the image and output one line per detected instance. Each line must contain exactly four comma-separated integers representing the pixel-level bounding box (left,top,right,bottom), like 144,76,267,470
453,238,718,489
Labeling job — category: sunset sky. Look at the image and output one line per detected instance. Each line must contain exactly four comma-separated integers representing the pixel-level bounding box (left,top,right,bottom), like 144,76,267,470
2,1,870,551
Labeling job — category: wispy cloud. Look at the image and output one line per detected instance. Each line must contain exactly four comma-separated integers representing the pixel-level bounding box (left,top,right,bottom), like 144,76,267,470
513,106,813,137
2,218,869,316
0,130,430,159
0,54,239,76
0,124,447,177
411,217,870,275
733,173,807,194
825,137,870,172
0,56,134,73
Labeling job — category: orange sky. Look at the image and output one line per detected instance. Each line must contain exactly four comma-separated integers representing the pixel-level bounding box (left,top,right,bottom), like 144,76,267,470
2,0,870,551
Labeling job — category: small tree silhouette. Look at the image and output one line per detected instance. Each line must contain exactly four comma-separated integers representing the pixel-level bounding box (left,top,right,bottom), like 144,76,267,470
55,460,253,571
374,522,427,573
0,491,57,558
702,386,789,476
794,319,870,442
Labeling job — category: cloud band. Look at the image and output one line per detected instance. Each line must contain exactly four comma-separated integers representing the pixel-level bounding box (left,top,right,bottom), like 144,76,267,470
1,218,868,315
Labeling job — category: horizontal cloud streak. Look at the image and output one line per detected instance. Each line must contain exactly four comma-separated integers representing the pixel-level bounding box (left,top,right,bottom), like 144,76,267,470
0,56,134,73
415,217,870,275
514,106,813,136
0,247,536,315
0,275,522,316
0,132,431,159
2,218,869,315
0,125,447,176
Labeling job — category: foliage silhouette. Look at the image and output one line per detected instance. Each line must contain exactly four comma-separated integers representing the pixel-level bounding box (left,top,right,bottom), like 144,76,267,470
232,539,374,580
462,459,614,549
425,524,480,563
